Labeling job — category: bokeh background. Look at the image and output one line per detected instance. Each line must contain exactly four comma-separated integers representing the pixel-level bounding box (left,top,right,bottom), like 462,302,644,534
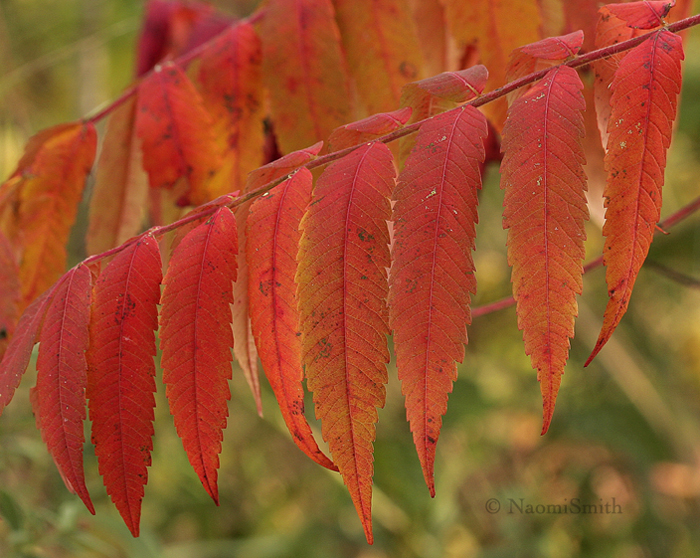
2,1,700,557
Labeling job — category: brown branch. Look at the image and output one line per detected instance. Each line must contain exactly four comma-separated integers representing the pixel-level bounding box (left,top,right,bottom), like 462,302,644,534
471,193,700,318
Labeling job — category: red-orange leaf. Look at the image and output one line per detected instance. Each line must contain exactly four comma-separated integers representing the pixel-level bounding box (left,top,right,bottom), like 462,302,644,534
441,0,542,129
135,62,222,206
160,207,238,504
586,30,683,365
245,141,323,194
296,143,394,544
88,95,148,255
593,7,647,149
0,122,97,310
0,231,19,361
197,22,266,197
505,31,583,104
501,65,588,434
87,236,162,537
389,106,487,496
247,169,335,470
0,286,55,416
33,265,94,513
607,1,673,29
258,0,353,153
328,107,412,152
232,202,262,415
334,0,426,114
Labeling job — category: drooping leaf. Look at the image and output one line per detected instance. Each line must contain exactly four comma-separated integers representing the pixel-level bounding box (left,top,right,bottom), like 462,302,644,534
32,265,94,513
296,142,394,544
197,22,266,198
257,0,353,153
501,65,588,434
592,7,647,149
87,236,162,537
0,123,97,310
606,1,674,29
0,287,55,416
247,169,335,470
586,30,683,365
160,208,238,504
0,231,20,361
87,95,148,255
135,62,222,206
328,107,413,152
441,0,542,129
334,0,426,114
245,141,323,193
389,106,487,495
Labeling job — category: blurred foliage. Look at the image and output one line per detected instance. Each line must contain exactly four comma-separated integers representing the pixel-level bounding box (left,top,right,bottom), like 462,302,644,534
2,1,700,557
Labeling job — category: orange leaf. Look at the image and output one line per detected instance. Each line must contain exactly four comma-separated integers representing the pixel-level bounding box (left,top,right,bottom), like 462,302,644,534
442,0,542,130
197,22,266,197
410,0,449,76
334,0,425,114
32,265,94,513
501,65,589,434
390,106,487,495
135,62,222,206
0,123,97,310
160,208,238,504
296,143,394,544
247,169,336,470
257,0,353,153
586,30,683,365
88,95,148,255
87,237,162,537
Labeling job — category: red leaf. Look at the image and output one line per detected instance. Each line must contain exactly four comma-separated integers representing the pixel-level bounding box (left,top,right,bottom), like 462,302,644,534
257,0,353,153
334,0,426,113
135,62,222,206
501,66,589,434
401,66,488,122
197,23,266,198
32,265,94,513
296,143,394,544
389,106,487,495
0,231,20,361
328,107,412,152
160,208,238,504
0,286,55,416
87,237,162,537
586,30,683,365
607,1,674,29
505,31,584,104
245,141,323,194
0,123,97,310
88,95,148,255
593,7,648,149
247,169,336,470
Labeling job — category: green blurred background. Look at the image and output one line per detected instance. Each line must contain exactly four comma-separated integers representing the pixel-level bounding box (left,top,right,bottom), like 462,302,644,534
2,1,700,556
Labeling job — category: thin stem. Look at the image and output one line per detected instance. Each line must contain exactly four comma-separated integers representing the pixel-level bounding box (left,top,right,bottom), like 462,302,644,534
471,193,700,318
